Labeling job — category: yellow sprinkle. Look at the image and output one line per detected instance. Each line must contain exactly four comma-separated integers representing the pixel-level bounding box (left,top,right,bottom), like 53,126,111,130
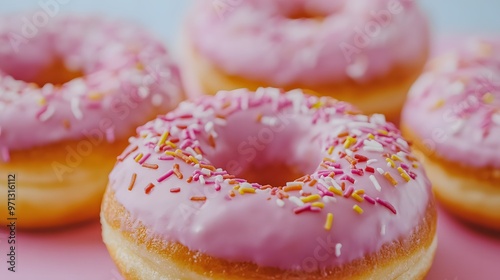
378,130,388,135
432,99,445,110
165,141,177,149
396,167,411,182
368,133,375,140
136,62,144,70
38,97,47,106
351,193,364,202
483,92,495,104
233,185,240,190
328,186,343,196
312,101,323,109
88,92,103,101
386,158,396,168
189,155,199,164
343,136,357,149
323,157,335,162
134,153,143,162
384,172,398,186
327,146,334,155
324,213,334,231
391,154,402,162
353,205,364,214
158,131,169,146
239,187,255,195
412,163,419,168
354,189,365,195
301,194,321,203
165,151,176,156
311,202,325,209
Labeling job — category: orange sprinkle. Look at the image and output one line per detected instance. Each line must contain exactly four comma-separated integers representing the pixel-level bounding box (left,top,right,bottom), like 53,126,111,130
345,156,357,165
194,147,203,155
384,172,398,186
173,164,183,179
229,190,236,197
187,176,193,183
223,174,236,179
261,184,272,190
228,179,238,185
128,173,137,191
308,179,318,187
337,131,349,138
145,183,155,194
200,164,216,171
190,196,207,201
170,187,181,193
142,163,159,169
256,113,263,122
208,135,216,148
320,163,329,169
284,185,302,192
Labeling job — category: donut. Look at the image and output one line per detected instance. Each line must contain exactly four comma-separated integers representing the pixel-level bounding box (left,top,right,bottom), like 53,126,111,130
181,0,429,121
0,15,184,229
401,38,500,231
101,88,437,279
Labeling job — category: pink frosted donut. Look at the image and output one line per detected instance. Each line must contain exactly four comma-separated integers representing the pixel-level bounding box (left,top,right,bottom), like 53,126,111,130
0,14,183,229
181,0,429,121
102,88,436,279
401,37,500,231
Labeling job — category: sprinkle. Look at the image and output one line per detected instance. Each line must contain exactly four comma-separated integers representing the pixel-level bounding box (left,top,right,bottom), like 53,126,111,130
308,179,318,187
127,173,137,191
363,194,376,204
37,105,55,122
239,187,256,195
351,169,364,176
369,175,382,192
170,187,181,193
276,199,285,207
353,205,364,214
383,172,398,186
118,145,138,161
157,170,174,182
324,213,334,231
397,167,411,182
432,99,445,110
328,186,343,196
492,113,500,125
173,164,183,179
363,146,384,153
142,163,158,169
301,194,321,203
335,243,342,257
343,186,354,198
311,202,325,209
391,154,402,162
289,196,305,206
376,168,385,174
386,158,395,168
158,131,169,147
340,175,355,184
294,204,311,214
158,156,174,161
376,198,397,214
191,196,207,201
351,193,364,202
365,166,375,173
70,98,83,120
138,153,151,165
145,183,155,194
327,146,334,155
208,134,216,148
354,154,368,162
343,136,357,149
134,153,144,162
366,159,378,165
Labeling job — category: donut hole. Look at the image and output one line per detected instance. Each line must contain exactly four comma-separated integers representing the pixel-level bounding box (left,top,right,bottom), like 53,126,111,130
0,57,83,87
205,111,323,187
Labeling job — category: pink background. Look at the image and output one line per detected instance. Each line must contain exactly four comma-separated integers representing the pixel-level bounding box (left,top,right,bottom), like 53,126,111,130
0,205,499,280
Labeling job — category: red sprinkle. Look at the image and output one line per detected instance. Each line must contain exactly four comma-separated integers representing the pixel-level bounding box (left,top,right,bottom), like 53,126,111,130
145,183,155,194
170,187,181,193
354,154,368,162
376,198,397,214
365,166,375,173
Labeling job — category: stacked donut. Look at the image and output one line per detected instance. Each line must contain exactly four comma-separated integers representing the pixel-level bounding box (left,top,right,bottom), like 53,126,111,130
0,15,183,229
402,38,500,231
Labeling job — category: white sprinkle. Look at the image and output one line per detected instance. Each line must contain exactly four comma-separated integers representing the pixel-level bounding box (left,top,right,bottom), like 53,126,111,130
396,151,408,159
323,196,336,203
194,164,201,169
369,175,382,192
214,117,227,126
331,179,342,191
345,149,353,156
381,224,386,236
351,129,363,136
363,140,383,148
366,159,378,165
493,113,500,125
151,94,163,106
199,175,206,185
204,121,214,133
289,196,305,206
261,116,278,126
377,168,385,175
449,119,465,135
370,114,386,125
448,81,465,95
170,126,180,135
39,105,55,122
347,121,374,129
363,146,384,153
276,199,285,207
335,243,342,257
286,181,304,187
215,175,224,183
240,182,253,189
396,138,409,149
201,168,211,176
70,98,83,120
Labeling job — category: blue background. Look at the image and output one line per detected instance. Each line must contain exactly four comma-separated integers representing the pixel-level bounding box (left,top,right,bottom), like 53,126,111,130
1,0,500,45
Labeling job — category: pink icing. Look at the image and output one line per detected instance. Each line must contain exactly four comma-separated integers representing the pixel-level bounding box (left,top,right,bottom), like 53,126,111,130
0,14,183,158
186,0,429,85
109,88,433,271
402,37,500,168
